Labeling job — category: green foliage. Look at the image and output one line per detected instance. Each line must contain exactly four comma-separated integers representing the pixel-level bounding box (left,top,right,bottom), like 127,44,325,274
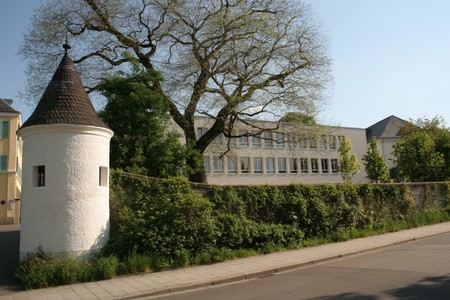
95,256,119,280
16,250,93,289
338,137,361,183
363,137,389,183
394,116,450,182
281,112,317,125
97,67,191,178
107,174,217,259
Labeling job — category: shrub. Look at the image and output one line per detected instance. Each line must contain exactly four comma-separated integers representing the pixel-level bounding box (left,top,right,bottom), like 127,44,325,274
108,175,217,259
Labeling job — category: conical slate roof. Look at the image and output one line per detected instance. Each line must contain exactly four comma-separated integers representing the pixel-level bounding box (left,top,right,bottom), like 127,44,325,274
20,46,109,130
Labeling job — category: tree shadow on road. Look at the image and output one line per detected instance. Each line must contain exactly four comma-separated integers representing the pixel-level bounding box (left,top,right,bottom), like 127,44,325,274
311,275,450,300
386,275,450,300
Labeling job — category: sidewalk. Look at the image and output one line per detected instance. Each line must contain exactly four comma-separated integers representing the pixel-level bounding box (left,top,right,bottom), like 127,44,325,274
2,222,450,300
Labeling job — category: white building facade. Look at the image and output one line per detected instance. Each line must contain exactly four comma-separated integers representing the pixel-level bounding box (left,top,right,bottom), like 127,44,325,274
191,117,369,185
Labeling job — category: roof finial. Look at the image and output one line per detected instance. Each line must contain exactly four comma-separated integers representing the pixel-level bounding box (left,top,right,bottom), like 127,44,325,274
63,34,71,53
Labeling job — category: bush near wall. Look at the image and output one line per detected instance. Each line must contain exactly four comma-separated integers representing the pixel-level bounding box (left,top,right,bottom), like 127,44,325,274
108,171,450,259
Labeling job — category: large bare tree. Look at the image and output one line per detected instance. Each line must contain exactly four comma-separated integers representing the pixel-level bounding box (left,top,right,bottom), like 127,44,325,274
21,0,331,183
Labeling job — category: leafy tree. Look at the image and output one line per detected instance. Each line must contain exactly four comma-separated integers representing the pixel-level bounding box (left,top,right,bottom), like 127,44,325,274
97,66,199,178
393,117,449,182
21,0,331,183
362,137,389,183
338,137,361,184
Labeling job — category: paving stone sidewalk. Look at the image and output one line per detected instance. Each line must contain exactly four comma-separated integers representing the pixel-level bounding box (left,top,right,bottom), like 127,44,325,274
2,222,450,300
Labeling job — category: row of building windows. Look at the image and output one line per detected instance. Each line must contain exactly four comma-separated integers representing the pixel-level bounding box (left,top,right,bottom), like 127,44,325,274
198,127,345,151
204,156,339,175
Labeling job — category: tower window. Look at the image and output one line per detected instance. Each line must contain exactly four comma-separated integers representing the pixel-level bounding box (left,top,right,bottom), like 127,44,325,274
99,166,108,186
33,165,45,187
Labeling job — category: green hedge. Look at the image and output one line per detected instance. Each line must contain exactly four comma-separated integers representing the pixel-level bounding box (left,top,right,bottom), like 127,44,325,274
108,171,448,259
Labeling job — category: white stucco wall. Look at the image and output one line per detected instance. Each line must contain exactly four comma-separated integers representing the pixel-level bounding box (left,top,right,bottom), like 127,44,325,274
18,124,113,259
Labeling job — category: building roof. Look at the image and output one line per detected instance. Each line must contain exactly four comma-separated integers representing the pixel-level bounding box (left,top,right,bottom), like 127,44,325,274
20,46,110,130
0,98,19,114
366,115,407,141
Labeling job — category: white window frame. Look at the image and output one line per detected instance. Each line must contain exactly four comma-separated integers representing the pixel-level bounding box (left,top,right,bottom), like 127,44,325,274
311,158,319,174
251,131,261,147
239,130,249,147
213,156,224,174
276,132,284,148
263,131,273,147
329,135,337,150
289,158,298,174
266,157,275,174
197,127,208,139
240,157,250,173
300,158,309,174
331,159,339,174
203,156,210,173
278,157,287,174
227,156,238,174
321,159,329,174
319,135,327,150
253,157,263,174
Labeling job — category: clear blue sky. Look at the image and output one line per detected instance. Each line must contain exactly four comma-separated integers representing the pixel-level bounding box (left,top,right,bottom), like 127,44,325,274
1,0,450,128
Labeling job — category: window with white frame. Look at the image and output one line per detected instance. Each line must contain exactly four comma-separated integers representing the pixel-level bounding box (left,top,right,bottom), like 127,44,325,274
203,156,210,173
227,156,238,174
239,130,249,147
331,159,339,174
311,158,319,173
240,157,250,173
266,157,275,174
309,138,317,149
253,157,263,174
263,131,273,147
299,138,307,149
289,158,298,174
276,132,284,148
300,158,308,174
251,131,261,147
278,157,287,173
197,127,207,139
338,135,345,145
329,135,337,150
287,134,295,149
0,120,9,139
213,156,224,173
319,135,327,150
321,159,329,174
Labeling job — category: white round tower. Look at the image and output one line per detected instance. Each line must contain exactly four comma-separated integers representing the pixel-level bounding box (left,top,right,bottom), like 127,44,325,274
18,45,114,259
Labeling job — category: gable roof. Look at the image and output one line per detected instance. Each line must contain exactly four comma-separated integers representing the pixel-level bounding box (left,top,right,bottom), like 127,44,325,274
20,47,109,130
366,115,407,141
0,98,19,114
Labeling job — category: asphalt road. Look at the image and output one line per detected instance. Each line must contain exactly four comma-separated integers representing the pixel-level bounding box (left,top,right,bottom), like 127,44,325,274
147,232,450,300
0,225,23,296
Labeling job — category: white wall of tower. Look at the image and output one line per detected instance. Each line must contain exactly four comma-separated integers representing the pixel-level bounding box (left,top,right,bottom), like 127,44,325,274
19,124,113,259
